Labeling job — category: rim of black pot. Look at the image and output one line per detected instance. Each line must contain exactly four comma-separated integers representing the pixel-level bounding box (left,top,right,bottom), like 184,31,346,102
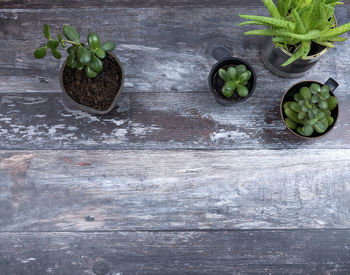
280,79,339,139
209,57,257,106
59,52,125,115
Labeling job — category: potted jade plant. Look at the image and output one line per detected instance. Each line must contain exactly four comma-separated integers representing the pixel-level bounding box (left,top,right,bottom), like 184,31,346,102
239,0,350,78
281,78,339,138
34,24,124,114
209,57,257,106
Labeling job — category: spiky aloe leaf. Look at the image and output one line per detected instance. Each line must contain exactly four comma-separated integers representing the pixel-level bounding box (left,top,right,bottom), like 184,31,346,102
262,0,281,19
292,9,306,34
321,22,350,38
327,36,347,42
277,0,292,17
244,29,320,41
239,14,295,31
282,41,311,66
238,21,269,26
313,40,335,48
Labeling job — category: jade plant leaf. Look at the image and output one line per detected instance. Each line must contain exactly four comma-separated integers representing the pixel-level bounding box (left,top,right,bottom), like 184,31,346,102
43,24,51,40
63,25,81,44
77,46,92,65
34,46,47,59
90,55,103,73
88,32,100,49
100,41,116,52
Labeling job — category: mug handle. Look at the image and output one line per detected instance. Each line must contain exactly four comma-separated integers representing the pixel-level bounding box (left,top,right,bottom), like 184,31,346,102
325,78,339,92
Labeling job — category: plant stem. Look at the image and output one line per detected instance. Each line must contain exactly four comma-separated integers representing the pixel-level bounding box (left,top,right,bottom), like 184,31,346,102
61,39,81,46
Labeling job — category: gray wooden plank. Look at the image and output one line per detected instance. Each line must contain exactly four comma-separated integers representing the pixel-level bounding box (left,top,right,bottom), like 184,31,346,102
1,230,350,274
0,0,263,8
0,7,349,94
0,150,349,231
0,92,349,150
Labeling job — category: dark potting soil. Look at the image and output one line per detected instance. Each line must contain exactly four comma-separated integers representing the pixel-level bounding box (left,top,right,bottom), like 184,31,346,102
213,64,254,102
62,53,122,111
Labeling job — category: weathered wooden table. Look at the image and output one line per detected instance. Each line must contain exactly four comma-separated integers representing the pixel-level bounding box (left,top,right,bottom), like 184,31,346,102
1,1,350,274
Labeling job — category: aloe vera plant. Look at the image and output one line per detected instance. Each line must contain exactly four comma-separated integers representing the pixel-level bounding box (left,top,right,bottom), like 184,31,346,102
239,0,350,66
218,65,252,98
34,24,116,78
283,83,338,136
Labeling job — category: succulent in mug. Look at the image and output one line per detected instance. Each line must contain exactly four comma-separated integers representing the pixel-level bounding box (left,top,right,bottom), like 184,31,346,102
218,65,252,98
34,24,116,78
283,83,338,136
239,0,350,66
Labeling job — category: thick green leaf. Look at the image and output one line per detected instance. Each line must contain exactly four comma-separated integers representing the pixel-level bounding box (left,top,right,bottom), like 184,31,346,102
51,48,62,59
285,117,298,130
77,46,92,65
46,40,59,49
218,69,229,81
321,22,350,38
327,96,338,110
237,84,249,97
282,40,311,66
88,32,100,49
90,55,103,73
66,54,76,68
95,48,106,59
63,25,81,44
34,46,47,59
224,81,237,91
86,65,97,78
100,41,116,52
238,21,269,26
222,86,234,97
262,0,281,19
291,9,306,34
227,67,237,80
43,24,51,40
303,125,314,136
239,14,295,30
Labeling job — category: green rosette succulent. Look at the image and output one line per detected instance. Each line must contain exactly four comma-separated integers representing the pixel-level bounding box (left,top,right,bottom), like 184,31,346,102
283,83,338,136
34,24,116,78
218,65,252,98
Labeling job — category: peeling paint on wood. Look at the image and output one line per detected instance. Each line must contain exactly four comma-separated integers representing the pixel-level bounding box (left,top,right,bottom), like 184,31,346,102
0,150,349,231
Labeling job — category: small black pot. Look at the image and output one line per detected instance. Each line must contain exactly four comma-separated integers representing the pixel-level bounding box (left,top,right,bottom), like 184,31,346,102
209,57,257,106
261,38,329,78
60,53,125,115
280,78,339,139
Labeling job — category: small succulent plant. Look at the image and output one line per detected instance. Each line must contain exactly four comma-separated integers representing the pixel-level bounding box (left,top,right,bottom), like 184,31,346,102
218,65,252,98
283,83,338,136
34,24,116,78
239,0,350,66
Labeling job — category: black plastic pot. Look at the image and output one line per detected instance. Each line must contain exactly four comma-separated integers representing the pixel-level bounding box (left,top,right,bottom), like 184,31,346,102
209,57,257,106
280,78,339,139
261,38,330,78
60,53,125,115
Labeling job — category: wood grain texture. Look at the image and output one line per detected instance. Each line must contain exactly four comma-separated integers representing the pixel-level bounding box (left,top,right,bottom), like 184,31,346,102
0,150,349,231
1,230,350,274
0,0,264,8
0,92,349,150
0,7,349,94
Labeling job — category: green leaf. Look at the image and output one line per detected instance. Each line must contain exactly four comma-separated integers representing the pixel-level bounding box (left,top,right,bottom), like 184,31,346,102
237,84,249,97
285,117,298,130
285,107,304,124
43,24,51,40
262,0,281,18
245,29,320,41
319,100,329,110
290,102,302,112
294,93,302,101
86,65,97,78
239,14,295,30
300,87,311,100
76,62,84,71
63,25,81,44
77,46,92,65
311,95,320,104
236,65,247,76
88,32,100,49
222,86,234,98
238,21,270,26
34,46,47,59
95,48,106,59
321,22,350,38
291,9,306,34
90,55,103,73
298,111,306,120
224,81,237,91
227,67,237,80
303,125,314,136
66,54,76,68
310,83,321,93
100,41,116,52
239,71,251,83
327,115,334,126
327,96,338,110
218,69,229,81
46,40,59,49
282,41,311,66
51,48,62,59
